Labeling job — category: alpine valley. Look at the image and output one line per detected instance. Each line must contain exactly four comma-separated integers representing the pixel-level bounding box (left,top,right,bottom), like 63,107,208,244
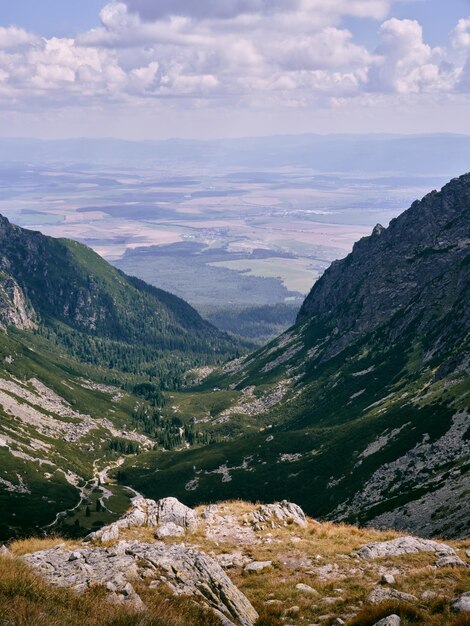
0,172,469,626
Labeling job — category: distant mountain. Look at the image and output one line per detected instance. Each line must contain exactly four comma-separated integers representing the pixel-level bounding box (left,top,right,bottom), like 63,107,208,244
120,174,470,538
2,134,470,175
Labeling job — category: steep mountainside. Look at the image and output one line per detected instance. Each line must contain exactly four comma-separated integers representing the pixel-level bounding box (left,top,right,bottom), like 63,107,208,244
119,174,470,538
0,217,240,539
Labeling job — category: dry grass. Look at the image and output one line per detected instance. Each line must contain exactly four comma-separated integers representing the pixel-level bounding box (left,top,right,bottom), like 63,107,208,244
3,501,470,626
0,557,220,626
8,537,77,557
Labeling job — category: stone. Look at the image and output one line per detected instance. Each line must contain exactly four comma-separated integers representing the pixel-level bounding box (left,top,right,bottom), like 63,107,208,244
368,588,417,604
452,592,470,613
380,574,396,585
357,536,455,560
24,540,258,626
332,619,345,626
86,497,199,543
244,561,272,573
0,545,12,558
155,522,185,539
295,583,319,595
435,555,467,568
250,501,307,528
372,616,401,626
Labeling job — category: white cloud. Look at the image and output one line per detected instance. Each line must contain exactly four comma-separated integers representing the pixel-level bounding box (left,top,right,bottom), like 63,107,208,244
369,18,457,94
452,18,470,51
0,26,38,49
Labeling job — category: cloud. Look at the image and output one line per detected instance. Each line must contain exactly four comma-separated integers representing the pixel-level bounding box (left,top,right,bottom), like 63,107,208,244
368,18,457,94
123,0,391,22
0,26,38,49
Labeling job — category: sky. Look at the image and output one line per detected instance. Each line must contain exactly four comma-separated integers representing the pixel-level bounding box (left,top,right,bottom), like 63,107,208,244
0,0,470,139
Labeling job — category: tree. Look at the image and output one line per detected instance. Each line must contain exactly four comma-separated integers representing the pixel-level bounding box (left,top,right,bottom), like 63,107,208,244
85,506,91,518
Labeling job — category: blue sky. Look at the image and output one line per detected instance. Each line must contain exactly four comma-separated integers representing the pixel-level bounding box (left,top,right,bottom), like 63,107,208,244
0,0,469,139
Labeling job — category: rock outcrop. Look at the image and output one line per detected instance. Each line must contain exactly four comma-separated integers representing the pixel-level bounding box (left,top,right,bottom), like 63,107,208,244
87,497,199,543
249,501,308,529
356,536,456,560
24,540,258,626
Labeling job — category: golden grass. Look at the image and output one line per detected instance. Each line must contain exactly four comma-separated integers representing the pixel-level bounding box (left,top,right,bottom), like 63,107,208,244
8,537,77,557
4,501,470,626
0,556,220,626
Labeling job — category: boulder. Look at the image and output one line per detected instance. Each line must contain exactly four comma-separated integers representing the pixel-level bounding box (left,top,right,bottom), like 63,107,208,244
250,501,307,528
452,592,470,613
295,583,319,595
244,561,272,573
373,616,401,626
380,574,396,585
368,588,417,604
357,536,455,560
435,555,467,568
24,540,258,626
155,522,185,539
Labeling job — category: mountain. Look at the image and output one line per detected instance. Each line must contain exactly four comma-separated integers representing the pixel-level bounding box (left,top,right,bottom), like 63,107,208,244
118,173,470,538
0,216,240,539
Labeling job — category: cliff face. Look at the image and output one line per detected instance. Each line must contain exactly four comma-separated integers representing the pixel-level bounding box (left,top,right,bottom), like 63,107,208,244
298,174,470,371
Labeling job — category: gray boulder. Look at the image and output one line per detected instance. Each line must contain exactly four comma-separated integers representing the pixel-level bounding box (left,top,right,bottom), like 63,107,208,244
368,588,417,604
373,616,401,626
452,592,470,613
357,536,455,560
155,522,185,539
435,555,467,568
244,561,272,573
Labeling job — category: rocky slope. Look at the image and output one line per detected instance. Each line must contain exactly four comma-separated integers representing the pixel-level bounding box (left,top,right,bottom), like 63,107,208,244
3,497,470,626
117,173,470,538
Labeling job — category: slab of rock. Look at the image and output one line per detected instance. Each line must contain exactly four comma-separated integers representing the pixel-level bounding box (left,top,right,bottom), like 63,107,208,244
357,536,455,560
368,588,417,604
373,616,401,626
452,592,470,613
380,574,396,585
24,540,257,626
155,522,185,539
435,555,467,568
250,501,307,529
87,497,199,543
244,561,272,573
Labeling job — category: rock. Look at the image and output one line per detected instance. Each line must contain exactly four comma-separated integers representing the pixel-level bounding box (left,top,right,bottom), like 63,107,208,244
24,540,258,626
435,555,467,568
68,551,83,562
372,616,401,626
357,536,455,560
380,574,396,585
155,522,185,539
368,588,417,604
452,592,470,613
250,501,307,528
332,619,345,626
244,561,272,573
0,545,12,558
295,583,319,595
87,497,199,543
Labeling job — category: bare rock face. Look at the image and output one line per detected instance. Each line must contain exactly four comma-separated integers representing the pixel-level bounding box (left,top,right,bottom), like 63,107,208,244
250,501,308,529
0,274,35,330
87,497,199,543
24,540,258,626
155,522,185,539
356,536,456,560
